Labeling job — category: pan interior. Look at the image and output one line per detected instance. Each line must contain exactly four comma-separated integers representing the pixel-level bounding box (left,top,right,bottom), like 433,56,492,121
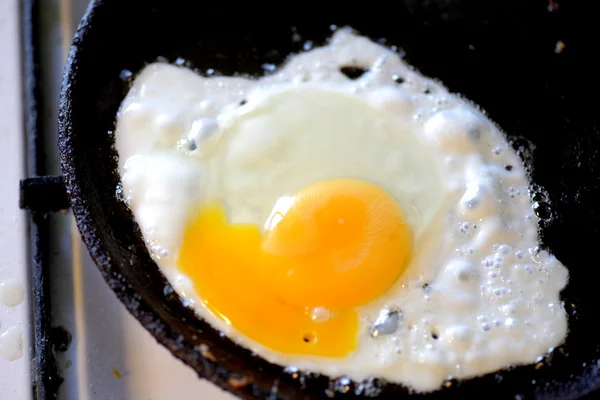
59,1,600,398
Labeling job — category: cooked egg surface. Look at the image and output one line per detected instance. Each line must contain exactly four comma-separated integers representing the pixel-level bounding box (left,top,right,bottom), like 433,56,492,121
115,28,569,392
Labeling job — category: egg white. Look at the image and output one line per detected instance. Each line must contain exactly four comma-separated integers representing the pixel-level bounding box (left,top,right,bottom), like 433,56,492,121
205,85,444,237
115,28,568,392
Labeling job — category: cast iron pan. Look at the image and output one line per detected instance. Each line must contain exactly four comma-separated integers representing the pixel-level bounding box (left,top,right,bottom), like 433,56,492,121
58,0,600,398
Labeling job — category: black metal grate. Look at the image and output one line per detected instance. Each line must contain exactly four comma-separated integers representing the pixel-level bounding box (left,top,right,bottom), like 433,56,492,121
20,1,69,399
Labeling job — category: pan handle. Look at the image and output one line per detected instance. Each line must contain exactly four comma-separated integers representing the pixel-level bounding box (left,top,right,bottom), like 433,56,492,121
19,176,70,214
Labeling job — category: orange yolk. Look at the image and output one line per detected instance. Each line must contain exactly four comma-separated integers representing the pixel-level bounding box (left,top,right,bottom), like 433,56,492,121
178,178,413,357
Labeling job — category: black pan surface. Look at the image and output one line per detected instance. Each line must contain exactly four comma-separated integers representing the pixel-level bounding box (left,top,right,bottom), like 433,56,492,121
58,1,600,398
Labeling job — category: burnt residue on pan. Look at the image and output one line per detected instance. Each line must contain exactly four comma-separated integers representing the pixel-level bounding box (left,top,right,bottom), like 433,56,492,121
58,1,600,399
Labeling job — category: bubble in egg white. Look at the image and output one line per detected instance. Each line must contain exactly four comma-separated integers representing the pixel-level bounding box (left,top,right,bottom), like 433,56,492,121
441,260,480,285
189,117,219,142
492,146,504,155
459,222,472,235
155,112,179,130
365,88,414,117
422,109,483,153
496,244,512,256
370,308,403,338
459,180,495,218
183,117,219,154
443,325,472,350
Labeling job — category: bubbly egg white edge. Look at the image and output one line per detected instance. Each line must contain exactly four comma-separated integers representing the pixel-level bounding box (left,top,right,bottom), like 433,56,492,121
115,28,569,392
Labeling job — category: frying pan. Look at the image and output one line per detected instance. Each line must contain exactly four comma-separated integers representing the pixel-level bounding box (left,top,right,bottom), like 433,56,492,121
57,0,600,398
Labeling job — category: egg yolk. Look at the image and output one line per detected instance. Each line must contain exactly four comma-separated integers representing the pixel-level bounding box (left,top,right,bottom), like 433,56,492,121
178,178,413,357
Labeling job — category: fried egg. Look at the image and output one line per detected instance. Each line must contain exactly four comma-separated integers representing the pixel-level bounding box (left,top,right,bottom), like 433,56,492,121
115,28,569,392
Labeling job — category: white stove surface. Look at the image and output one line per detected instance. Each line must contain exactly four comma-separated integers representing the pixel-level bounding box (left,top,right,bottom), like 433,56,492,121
0,1,31,398
37,1,238,399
